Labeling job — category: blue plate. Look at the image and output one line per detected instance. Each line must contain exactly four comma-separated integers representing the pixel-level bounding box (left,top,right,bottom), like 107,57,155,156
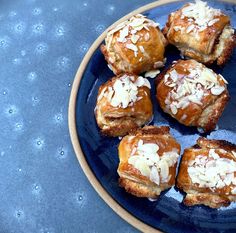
69,0,236,232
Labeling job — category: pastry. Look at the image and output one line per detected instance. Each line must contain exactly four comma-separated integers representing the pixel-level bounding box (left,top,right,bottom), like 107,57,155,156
156,59,229,132
101,14,167,75
95,74,153,137
118,126,181,198
177,137,236,208
163,0,235,65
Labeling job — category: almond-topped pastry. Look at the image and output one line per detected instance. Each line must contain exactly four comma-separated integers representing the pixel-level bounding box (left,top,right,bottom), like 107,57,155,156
156,59,229,132
95,74,153,137
118,126,181,198
163,0,235,65
177,137,236,208
101,14,167,75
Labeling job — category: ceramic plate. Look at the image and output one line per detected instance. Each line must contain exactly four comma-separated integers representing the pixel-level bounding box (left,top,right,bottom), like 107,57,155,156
69,0,236,232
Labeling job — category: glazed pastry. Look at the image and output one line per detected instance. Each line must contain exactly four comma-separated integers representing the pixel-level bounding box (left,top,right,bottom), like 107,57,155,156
177,137,236,208
101,14,167,75
118,126,181,198
163,0,235,65
156,59,229,132
95,74,153,137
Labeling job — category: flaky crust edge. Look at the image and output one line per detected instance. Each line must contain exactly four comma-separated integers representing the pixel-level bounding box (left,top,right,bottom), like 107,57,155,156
177,137,236,208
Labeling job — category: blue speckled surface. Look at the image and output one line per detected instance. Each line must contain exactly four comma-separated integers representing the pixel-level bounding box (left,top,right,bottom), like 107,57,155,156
0,0,157,232
75,0,236,233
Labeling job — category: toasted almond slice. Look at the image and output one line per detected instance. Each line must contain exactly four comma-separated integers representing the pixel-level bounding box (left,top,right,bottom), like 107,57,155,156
97,87,107,101
150,167,160,185
130,34,140,44
160,161,169,182
128,155,140,165
135,158,151,177
139,45,145,53
232,151,236,158
166,83,176,88
144,69,160,79
170,104,178,115
186,24,195,33
208,18,219,26
219,74,228,84
154,61,164,69
126,43,138,52
173,26,183,31
129,18,146,28
210,85,225,95
231,187,236,194
144,32,150,41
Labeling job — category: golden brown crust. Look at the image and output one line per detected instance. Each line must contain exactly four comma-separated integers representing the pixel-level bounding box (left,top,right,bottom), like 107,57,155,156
100,118,140,137
197,137,236,151
100,44,122,75
95,74,153,137
197,90,230,132
129,125,170,136
177,137,236,208
217,33,236,65
163,3,235,65
156,59,230,132
119,177,163,198
118,126,181,198
183,193,231,208
101,15,167,75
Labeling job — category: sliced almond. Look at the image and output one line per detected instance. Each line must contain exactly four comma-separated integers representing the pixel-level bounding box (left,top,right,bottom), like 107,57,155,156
129,17,146,28
118,26,129,42
135,76,145,87
97,87,107,101
126,43,138,52
232,151,236,158
128,155,140,166
144,69,160,79
144,33,150,41
150,166,160,185
170,104,178,115
166,83,176,88
231,187,236,195
154,61,164,69
134,158,151,177
139,45,145,53
186,24,195,33
210,85,225,95
130,34,140,44
106,90,114,102
219,74,228,84
160,161,169,182
173,26,183,31
208,18,219,26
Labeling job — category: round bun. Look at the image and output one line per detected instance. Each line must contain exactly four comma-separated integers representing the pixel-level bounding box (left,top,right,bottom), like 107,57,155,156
101,14,167,75
156,59,229,132
95,73,153,137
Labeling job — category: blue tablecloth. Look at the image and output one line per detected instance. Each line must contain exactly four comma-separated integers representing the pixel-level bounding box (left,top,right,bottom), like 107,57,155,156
0,0,155,232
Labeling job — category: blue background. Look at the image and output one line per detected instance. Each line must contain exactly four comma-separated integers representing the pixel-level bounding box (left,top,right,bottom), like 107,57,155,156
1,0,236,233
0,0,154,232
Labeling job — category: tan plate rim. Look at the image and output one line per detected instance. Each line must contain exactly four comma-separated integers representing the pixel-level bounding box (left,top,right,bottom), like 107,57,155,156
68,0,235,232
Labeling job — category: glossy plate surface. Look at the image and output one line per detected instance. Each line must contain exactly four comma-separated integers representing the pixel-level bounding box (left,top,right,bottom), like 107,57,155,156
69,0,236,232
